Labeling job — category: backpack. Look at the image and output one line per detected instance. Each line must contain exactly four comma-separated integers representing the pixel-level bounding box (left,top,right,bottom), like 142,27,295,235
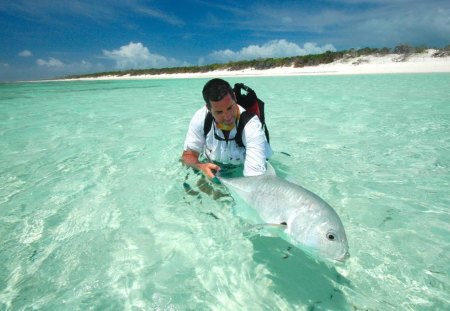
203,83,270,147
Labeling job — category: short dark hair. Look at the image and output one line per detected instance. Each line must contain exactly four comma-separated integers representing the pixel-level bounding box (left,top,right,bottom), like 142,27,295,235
202,78,236,109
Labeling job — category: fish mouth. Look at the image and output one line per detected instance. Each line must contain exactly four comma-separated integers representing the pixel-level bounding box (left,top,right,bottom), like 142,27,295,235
336,251,350,262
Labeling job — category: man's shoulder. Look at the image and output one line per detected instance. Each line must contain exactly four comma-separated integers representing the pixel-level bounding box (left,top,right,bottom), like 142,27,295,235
191,106,209,124
241,111,261,128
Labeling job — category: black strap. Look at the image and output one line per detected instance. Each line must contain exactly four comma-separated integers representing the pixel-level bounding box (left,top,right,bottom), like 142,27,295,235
203,110,255,148
236,110,269,146
203,111,214,138
235,111,255,147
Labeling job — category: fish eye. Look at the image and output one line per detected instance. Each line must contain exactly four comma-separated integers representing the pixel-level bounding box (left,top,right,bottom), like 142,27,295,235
326,231,336,241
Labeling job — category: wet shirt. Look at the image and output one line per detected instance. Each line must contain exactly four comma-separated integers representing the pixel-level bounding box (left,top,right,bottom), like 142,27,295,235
183,105,273,176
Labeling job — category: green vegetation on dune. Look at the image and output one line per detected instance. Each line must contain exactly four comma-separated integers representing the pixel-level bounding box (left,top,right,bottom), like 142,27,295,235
64,44,450,79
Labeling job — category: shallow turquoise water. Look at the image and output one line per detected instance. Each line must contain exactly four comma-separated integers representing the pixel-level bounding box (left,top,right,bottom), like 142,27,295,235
0,74,449,310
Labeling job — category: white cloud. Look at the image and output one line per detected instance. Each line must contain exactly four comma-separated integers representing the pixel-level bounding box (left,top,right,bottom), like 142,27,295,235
19,50,33,57
136,7,184,26
26,58,103,80
102,42,183,69
209,40,336,62
36,57,64,68
0,1,185,27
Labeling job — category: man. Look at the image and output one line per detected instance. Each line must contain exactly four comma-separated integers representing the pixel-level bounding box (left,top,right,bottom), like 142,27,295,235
182,78,272,179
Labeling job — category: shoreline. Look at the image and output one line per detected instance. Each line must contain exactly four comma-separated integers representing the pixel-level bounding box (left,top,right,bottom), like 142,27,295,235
61,49,450,81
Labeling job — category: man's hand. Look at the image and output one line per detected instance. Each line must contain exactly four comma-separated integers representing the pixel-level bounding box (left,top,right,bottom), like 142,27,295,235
197,162,221,179
181,150,221,179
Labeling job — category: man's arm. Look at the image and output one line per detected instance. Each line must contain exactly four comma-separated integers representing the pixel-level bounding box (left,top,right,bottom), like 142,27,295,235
181,150,220,179
182,107,220,178
242,116,272,176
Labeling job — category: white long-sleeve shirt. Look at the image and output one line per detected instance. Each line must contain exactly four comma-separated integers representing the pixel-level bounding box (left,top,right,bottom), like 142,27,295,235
183,105,272,176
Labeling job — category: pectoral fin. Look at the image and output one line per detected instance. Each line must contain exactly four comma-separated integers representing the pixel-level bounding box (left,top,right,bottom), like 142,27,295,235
243,222,288,237
252,222,287,229
265,162,277,176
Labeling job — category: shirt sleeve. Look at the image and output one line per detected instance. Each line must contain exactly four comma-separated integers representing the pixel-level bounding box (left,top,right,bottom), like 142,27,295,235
242,116,273,176
183,107,208,153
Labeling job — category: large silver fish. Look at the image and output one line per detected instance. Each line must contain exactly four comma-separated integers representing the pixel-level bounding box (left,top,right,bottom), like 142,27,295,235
219,164,349,262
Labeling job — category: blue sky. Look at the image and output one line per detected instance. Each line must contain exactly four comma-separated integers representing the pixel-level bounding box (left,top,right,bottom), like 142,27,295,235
1,0,449,81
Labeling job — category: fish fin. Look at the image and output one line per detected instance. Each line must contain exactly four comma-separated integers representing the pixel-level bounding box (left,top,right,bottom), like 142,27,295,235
254,223,287,229
265,162,277,176
244,223,287,236
282,246,293,259
284,174,301,184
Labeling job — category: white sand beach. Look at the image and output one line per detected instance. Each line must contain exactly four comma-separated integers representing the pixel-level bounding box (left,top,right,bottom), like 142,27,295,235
68,49,450,81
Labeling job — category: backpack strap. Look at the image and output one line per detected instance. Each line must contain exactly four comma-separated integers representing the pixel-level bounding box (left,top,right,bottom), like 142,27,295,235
263,123,270,144
203,111,214,137
204,110,265,148
235,110,255,148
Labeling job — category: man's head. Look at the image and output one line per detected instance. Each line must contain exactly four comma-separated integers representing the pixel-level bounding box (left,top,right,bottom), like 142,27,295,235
202,78,236,110
202,79,238,126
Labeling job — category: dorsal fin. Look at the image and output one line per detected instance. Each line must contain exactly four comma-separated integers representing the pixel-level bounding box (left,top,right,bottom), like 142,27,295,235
265,162,277,176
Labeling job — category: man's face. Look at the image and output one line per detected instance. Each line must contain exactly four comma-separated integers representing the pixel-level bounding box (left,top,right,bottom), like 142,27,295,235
209,93,238,125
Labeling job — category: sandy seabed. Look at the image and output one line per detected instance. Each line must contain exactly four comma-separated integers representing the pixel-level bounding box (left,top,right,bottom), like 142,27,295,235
65,49,450,81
